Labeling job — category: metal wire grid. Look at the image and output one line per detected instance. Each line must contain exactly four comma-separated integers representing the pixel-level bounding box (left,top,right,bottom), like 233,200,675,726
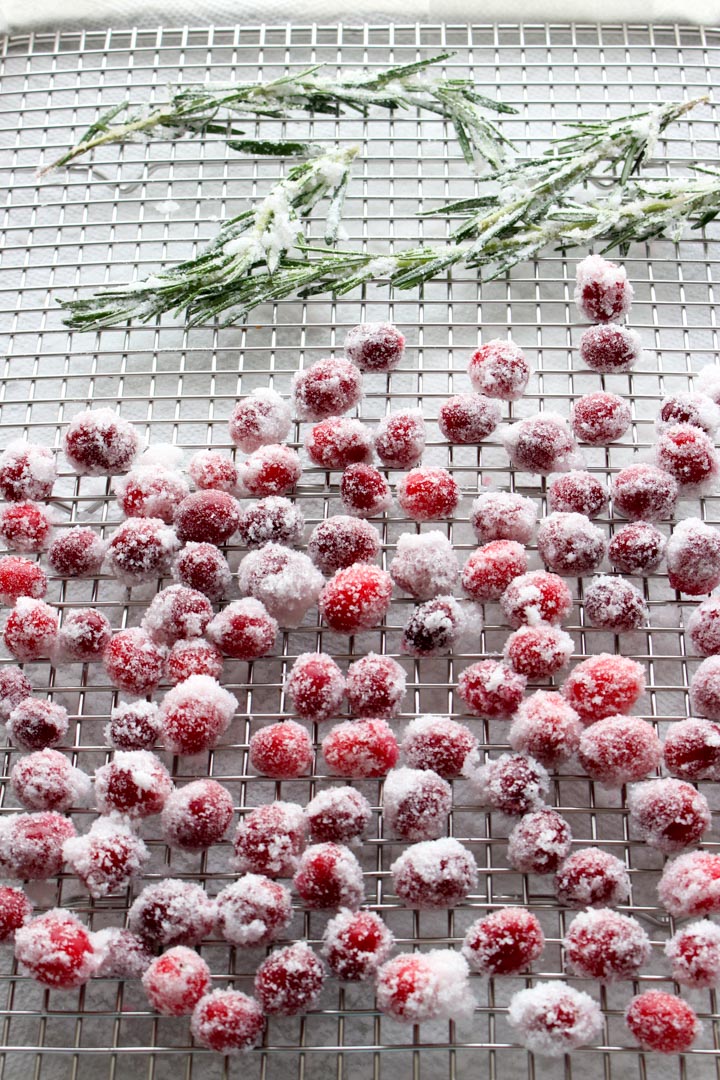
0,18,719,1080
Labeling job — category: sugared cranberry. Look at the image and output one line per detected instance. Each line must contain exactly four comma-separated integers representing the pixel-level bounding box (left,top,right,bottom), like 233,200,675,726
456,660,526,719
105,517,179,585
228,387,292,452
0,811,76,879
461,539,527,602
339,462,392,518
161,779,234,850
7,698,68,751
140,585,213,647
89,927,152,979
665,921,720,988
166,639,223,684
215,875,292,946
292,357,363,421
396,466,460,521
321,909,394,981
237,542,323,627
103,628,166,696
391,837,477,908
466,752,548,816
663,717,720,780
63,816,148,898
389,531,459,600
0,501,53,552
508,981,603,1056
463,907,544,975
63,408,139,475
344,321,405,373
564,908,651,982
206,597,277,659
47,527,105,577
15,910,96,988
374,410,426,469
106,700,161,751
376,951,474,1022
579,321,642,372
254,942,325,1016
306,416,373,469
249,720,313,779
174,490,241,545
688,595,720,655
470,490,537,544
503,623,574,678
128,879,215,947
4,598,59,662
508,690,582,767
322,718,398,777
507,809,572,874
577,715,661,787
625,992,700,1054
172,541,232,601
554,847,630,908
306,786,372,844
383,766,451,840
55,608,112,662
190,990,265,1054
608,521,666,574
401,595,481,657
114,465,189,523
0,885,32,941
0,441,56,502
574,254,634,322
11,749,91,812
657,422,719,489
537,511,606,576
667,518,720,594
346,653,406,719
308,515,380,575
658,851,720,918
400,715,477,778
285,652,345,722
502,413,580,475
547,470,608,518
238,497,304,551
438,393,501,443
293,842,364,910
94,750,173,818
583,574,648,631
628,777,711,853
143,947,210,1016
0,667,33,723
0,556,47,605
561,653,646,722
232,801,307,878
318,563,393,634
160,675,237,755
500,570,573,627
611,463,678,521
187,449,239,493
571,391,631,444
468,339,530,400
659,391,720,434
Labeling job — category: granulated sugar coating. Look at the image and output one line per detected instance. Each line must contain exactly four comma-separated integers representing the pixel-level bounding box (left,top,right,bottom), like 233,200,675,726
396,466,460,521
461,539,528,602
382,766,452,841
94,750,174,819
375,950,475,1023
14,909,97,989
456,660,526,719
3,597,59,661
667,517,720,595
690,655,720,720
228,387,292,452
465,752,549,816
11,749,91,813
237,496,305,549
665,921,720,988
318,563,393,634
463,907,544,976
113,464,190,523
508,981,603,1056
501,412,581,475
54,608,112,662
346,653,406,718
374,410,426,469
7,698,68,752
292,357,363,421
306,415,373,469
390,530,460,600
401,595,482,657
206,597,278,659
187,449,239,493
578,322,643,372
237,542,324,627
321,909,394,982
0,886,33,943
253,942,325,1015
190,990,265,1055
390,837,477,908
173,490,241,545
142,947,210,1017
160,675,237,755
321,718,399,777
0,501,53,552
308,515,380,575
577,715,662,787
500,569,573,628
687,595,720,655
47,526,106,577
663,718,720,781
172,542,232,601
293,841,364,910
165,639,224,684
63,815,149,898
507,808,572,874
438,393,502,444
344,321,405,373
249,720,313,779
658,391,720,434
0,556,47,605
503,623,574,678
625,991,701,1054
92,927,152,979
470,490,537,544
0,667,32,723
105,517,180,585
583,575,648,631
62,408,140,476
0,811,75,880
508,691,583,767
285,652,346,722
574,254,634,322
141,584,213,646
106,700,161,751
468,338,530,401
571,391,631,445
628,777,711,853
563,908,651,982
161,779,234,851
0,440,56,502
103,628,166,696
656,422,720,489
214,875,292,947
607,521,667,574
232,801,308,878
128,879,215,948
400,715,477,778
555,847,631,908
306,787,372,844
536,511,606,576
547,470,608,518
339,462,392,518
658,851,720,918
561,653,646,722
611,462,679,521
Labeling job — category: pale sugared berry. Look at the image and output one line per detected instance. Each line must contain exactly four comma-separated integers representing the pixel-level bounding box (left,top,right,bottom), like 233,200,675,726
63,408,139,475
574,254,633,322
0,885,32,941
465,752,548,816
94,750,173,818
91,927,153,979
547,470,607,518
105,517,179,585
238,443,303,498
500,570,573,628
188,449,239,493
47,527,106,577
228,387,292,452
308,515,380,575
0,811,76,879
468,339,530,400
663,717,720,781
461,539,527,601
7,698,68,751
667,518,720,594
503,623,574,678
285,652,345,722
215,875,292,946
321,909,393,981
583,575,648,631
63,816,149,898
11,749,91,812
0,441,56,502
537,511,606,576
389,531,459,600
382,766,452,840
293,842,364,910
555,847,630,908
232,801,307,878
401,596,482,657
161,779,234,851
54,608,112,662
628,777,711,853
502,413,580,475
172,541,232,601
114,465,189,523
345,653,406,718
103,628,166,696
375,950,475,1023
292,358,363,421
611,462,678,521
659,391,720,434
128,879,215,947
237,496,305,549
254,942,325,1015
456,660,526,719
4,598,58,661
0,501,53,552
306,787,372,844
400,715,477,778
306,416,373,469
141,584,213,647
508,981,603,1057
344,322,405,373
579,322,642,371
571,391,631,444
0,667,32,722
237,542,324,627
657,422,719,489
470,490,537,544
508,809,572,874
105,700,161,751
577,715,661,787
563,908,651,982
665,921,720,988
391,838,477,908
374,410,426,469
438,393,501,443
190,990,265,1054
658,851,720,918
607,521,666,574
166,639,224,684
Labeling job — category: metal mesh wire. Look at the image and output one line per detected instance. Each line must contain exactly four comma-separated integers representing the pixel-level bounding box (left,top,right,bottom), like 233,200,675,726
0,20,720,1080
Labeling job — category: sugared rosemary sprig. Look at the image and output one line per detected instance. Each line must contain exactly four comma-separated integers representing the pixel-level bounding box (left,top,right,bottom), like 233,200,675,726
42,54,515,176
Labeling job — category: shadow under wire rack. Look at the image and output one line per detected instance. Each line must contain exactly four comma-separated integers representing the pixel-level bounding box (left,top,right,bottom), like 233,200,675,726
1,18,720,1080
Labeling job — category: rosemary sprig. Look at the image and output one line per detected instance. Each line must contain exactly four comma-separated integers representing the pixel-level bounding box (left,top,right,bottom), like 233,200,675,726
43,54,516,176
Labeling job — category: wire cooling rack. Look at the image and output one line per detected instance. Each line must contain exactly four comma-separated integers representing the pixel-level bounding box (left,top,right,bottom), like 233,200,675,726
1,19,720,1080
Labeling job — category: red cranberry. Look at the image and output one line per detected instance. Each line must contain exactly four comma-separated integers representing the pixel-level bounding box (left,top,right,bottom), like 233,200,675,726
293,842,364,909
470,490,537,544
7,698,68,751
172,542,232,601
577,715,661,787
0,667,32,723
285,652,345,722
321,909,394,981
391,837,477,908
4,598,59,661
63,408,139,475
658,851,720,918
657,422,719,488
306,416,373,469
174,490,241,545
63,816,148,898
322,718,398,777
503,623,574,678
467,752,549,816
94,750,173,818
114,465,189,522
547,471,608,518
688,595,720,655
166,639,223,684
625,992,700,1054
128,879,215,947
571,391,631,444
238,444,302,498
237,496,304,549
160,675,237,755
308,515,380,575
11,749,91,812
215,875,292,946
456,660,526,719
578,321,642,371
376,951,474,1022
463,907,544,975
508,982,603,1056
15,910,96,988
106,700,161,751
468,339,530,400
561,653,645,723
564,908,651,982
233,801,307,878
583,575,648,631
500,569,573,627
292,357,363,421
344,322,405,373
346,653,406,718
306,786,372,844
383,766,451,840
611,463,678,521
508,809,572,874
190,990,265,1054
400,715,477,778
608,521,666,574
228,387,292,452
502,413,579,475
141,584,212,647
374,410,426,469
0,501,53,552
396,466,460,521
249,720,313,779
0,885,32,941
206,598,277,659
667,518,720,594
659,391,720,434
663,717,720,780
143,946,210,1016
103,628,166,695
254,942,325,1016
339,463,392,517
438,393,501,443
401,595,480,657
237,542,323,627
318,563,393,634
0,811,76,879
537,511,606,576
665,921,720,988
574,254,634,322
105,517,180,585
47,527,105,577
55,608,112,662
0,556,47,605
161,779,234,850
628,777,710,853
0,441,56,502
555,847,630,908
461,539,527,601
188,449,239,493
